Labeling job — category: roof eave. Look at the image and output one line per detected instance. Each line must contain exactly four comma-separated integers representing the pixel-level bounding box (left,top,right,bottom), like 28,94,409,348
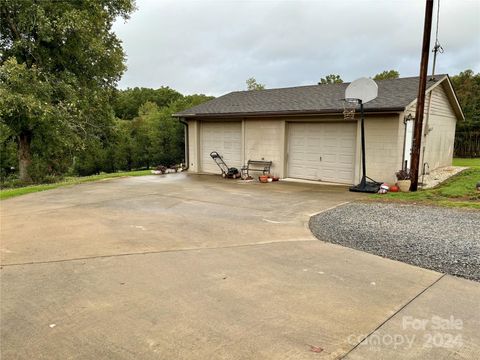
444,75,465,121
174,107,405,119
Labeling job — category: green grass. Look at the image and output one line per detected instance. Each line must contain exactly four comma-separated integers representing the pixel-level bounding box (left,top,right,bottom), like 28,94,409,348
0,170,152,200
371,158,480,209
452,157,480,168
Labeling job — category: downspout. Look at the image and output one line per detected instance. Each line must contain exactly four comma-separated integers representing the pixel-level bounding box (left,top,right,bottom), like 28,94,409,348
402,114,408,171
402,112,414,171
421,91,434,178
178,118,189,171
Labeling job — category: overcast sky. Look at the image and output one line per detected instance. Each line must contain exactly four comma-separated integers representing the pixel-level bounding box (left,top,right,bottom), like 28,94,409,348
112,0,480,96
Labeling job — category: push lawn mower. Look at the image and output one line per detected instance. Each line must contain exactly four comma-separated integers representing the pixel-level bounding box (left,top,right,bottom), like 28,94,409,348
210,151,241,179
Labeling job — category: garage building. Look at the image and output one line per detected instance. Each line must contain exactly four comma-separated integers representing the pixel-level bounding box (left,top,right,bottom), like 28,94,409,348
174,75,463,184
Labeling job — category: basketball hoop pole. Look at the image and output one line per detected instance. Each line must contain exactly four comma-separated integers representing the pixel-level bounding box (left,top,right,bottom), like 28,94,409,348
349,99,381,193
359,100,367,187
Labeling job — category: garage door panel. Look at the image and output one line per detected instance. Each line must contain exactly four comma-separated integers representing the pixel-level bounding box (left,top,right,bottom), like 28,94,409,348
200,122,242,174
322,153,338,164
305,152,320,162
291,165,317,179
323,170,351,183
288,122,356,183
338,154,354,164
339,139,353,148
289,163,319,179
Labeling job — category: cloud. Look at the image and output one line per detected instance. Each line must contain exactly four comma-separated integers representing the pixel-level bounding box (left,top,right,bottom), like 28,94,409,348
113,0,480,95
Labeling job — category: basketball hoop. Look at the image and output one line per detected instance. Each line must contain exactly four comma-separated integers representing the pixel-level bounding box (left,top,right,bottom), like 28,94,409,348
345,77,381,194
343,98,359,120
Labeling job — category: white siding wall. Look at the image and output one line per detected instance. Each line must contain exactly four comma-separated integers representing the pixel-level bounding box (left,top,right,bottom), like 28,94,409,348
187,120,199,172
422,84,457,170
404,82,457,172
362,115,404,184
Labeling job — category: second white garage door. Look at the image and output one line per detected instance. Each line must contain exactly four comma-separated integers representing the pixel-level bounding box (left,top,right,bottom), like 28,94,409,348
200,122,242,174
287,122,356,184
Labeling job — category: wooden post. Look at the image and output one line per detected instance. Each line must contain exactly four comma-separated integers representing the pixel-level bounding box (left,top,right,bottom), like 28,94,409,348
410,0,434,191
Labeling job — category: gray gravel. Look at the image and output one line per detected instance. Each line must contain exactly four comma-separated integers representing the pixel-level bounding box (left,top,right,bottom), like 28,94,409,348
309,203,480,281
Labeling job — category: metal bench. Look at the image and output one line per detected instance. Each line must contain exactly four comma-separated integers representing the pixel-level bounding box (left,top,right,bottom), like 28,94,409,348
241,160,272,178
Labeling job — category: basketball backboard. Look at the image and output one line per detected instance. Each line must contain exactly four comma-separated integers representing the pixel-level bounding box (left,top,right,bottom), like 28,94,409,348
345,77,378,104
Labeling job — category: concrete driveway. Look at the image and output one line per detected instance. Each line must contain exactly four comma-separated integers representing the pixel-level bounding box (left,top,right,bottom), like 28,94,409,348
1,174,479,359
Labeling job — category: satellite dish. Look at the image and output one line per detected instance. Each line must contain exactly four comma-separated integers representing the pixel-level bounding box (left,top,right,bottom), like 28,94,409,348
345,77,378,104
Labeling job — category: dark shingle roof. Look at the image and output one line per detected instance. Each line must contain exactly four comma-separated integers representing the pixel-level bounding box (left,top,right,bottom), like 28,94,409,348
174,75,448,118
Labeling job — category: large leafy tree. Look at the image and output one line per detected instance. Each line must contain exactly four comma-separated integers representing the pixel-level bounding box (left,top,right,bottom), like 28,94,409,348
373,70,400,80
0,59,75,182
0,0,135,182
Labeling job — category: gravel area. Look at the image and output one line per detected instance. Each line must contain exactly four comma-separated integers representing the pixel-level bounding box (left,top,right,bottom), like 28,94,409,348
309,203,480,281
420,166,468,189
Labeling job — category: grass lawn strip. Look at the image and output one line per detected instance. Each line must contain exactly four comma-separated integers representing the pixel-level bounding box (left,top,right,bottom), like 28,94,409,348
0,170,152,200
370,158,480,209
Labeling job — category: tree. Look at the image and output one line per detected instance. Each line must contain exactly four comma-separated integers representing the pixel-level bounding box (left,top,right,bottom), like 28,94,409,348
0,59,64,182
451,70,480,124
130,102,159,169
319,74,343,84
0,120,17,179
373,70,400,80
246,77,265,91
111,119,134,171
0,0,135,182
112,86,182,120
451,70,480,157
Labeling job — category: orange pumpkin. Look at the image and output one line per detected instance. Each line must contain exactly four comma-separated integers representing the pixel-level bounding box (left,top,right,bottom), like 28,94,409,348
390,185,399,192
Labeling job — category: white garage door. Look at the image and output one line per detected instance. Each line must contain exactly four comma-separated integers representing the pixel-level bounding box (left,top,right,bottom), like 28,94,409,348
200,122,242,174
288,122,356,184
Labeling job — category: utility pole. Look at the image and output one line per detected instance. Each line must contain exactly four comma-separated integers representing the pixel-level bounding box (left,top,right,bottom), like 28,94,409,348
410,0,434,191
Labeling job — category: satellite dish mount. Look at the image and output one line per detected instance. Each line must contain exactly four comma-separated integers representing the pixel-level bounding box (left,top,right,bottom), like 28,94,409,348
344,78,381,193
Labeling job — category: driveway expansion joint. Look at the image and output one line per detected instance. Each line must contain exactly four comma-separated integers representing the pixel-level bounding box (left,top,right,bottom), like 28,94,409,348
339,273,446,359
0,238,317,268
